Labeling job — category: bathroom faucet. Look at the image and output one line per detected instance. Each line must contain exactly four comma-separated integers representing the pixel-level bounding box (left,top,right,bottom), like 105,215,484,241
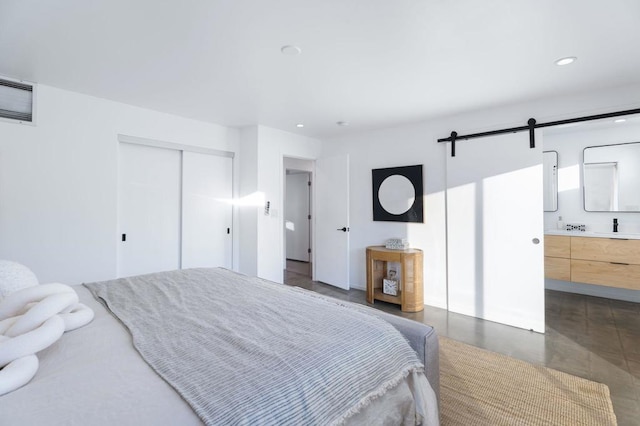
613,218,618,233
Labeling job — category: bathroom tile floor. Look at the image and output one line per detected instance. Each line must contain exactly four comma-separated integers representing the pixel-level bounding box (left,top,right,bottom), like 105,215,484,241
284,270,640,426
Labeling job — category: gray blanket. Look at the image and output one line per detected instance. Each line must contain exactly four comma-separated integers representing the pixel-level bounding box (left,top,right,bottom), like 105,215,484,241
85,268,425,425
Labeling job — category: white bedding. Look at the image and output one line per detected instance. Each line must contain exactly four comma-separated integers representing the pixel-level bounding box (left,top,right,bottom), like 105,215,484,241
0,285,437,425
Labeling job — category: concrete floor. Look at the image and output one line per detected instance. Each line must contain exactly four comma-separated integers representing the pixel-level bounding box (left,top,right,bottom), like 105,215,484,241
284,270,640,426
285,259,311,276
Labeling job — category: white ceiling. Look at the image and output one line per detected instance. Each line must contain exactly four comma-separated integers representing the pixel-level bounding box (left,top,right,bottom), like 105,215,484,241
545,113,640,135
2,0,640,138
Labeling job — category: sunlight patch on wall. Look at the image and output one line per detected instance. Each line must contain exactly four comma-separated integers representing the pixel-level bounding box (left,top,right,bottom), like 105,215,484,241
220,191,265,206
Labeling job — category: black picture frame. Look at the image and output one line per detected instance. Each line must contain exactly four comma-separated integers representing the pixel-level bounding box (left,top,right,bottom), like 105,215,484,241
372,165,423,223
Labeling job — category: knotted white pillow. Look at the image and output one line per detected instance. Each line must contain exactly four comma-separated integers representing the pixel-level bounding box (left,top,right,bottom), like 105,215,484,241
0,260,39,301
0,261,94,395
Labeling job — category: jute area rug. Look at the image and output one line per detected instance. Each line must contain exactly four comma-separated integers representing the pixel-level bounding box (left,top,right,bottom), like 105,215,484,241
439,337,617,425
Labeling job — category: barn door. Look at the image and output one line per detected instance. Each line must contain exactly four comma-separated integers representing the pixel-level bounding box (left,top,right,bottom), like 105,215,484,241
446,131,544,332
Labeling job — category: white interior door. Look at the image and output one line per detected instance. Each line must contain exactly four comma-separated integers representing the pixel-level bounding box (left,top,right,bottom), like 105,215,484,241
446,131,545,332
118,143,181,277
315,155,349,289
285,172,310,262
181,152,233,269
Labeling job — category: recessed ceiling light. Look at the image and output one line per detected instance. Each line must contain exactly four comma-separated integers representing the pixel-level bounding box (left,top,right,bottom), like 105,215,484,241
614,118,626,123
555,56,577,66
336,121,349,126
281,45,302,56
296,123,304,128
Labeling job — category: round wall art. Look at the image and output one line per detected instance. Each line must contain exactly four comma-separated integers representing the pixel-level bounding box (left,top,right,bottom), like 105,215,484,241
372,165,423,222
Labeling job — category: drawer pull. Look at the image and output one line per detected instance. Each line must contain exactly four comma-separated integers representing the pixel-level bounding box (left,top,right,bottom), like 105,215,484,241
609,238,629,240
610,262,630,265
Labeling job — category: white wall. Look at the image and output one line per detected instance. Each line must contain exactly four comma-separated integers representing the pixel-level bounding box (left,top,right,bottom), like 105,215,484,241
283,157,314,173
5,79,640,307
323,83,640,309
0,84,239,284
238,126,321,283
237,127,259,276
543,121,640,233
324,124,448,307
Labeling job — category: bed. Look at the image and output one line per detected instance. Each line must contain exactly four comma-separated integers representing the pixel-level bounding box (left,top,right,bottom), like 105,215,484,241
0,267,439,425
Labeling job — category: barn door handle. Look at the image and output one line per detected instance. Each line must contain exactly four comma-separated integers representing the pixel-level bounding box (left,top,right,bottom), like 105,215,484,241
337,227,349,232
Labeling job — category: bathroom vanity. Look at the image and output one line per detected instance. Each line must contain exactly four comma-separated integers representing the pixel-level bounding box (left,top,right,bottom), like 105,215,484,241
542,117,640,301
545,231,640,290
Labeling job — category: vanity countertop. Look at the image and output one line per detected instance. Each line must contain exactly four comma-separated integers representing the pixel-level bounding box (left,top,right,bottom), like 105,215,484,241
545,229,640,240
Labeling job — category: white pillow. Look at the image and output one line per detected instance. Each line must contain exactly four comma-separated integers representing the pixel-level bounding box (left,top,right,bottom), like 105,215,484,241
0,260,39,301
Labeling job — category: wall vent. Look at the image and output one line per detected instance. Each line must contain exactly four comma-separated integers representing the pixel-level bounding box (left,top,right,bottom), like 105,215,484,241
0,77,35,124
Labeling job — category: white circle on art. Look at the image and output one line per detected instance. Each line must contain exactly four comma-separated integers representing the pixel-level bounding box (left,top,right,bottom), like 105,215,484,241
378,175,415,215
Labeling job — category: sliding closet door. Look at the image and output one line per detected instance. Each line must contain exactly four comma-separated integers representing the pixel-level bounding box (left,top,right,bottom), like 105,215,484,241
118,143,182,277
181,151,233,269
446,131,544,332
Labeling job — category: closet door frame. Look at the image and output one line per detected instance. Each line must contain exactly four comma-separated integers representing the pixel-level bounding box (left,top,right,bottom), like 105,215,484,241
118,134,234,161
117,134,235,274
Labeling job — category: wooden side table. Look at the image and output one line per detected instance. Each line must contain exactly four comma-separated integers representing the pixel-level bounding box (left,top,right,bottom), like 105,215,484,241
366,246,424,312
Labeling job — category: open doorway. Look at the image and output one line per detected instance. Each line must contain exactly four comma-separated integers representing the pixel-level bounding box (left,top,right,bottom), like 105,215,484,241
285,170,311,276
284,158,313,278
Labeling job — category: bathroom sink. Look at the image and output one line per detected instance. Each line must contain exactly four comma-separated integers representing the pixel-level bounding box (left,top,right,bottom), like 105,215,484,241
545,229,640,239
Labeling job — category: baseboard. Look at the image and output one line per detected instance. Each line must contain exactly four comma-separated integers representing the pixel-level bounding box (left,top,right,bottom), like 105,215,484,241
545,279,640,303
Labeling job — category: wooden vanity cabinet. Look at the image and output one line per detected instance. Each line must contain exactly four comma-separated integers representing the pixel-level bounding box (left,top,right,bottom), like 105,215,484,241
544,234,640,290
544,235,570,281
570,237,640,290
570,260,640,290
571,236,640,264
545,235,571,258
